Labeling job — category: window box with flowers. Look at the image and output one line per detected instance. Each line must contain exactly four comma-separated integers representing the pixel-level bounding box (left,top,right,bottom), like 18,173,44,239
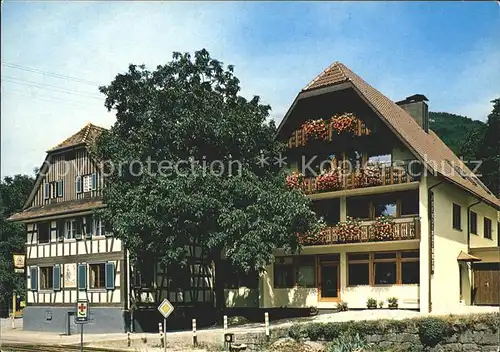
331,112,357,135
316,169,341,192
286,172,304,190
302,118,329,141
371,215,395,241
336,217,361,243
354,163,382,188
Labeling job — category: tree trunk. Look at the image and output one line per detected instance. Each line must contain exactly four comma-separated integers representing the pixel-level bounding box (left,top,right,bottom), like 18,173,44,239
212,250,224,324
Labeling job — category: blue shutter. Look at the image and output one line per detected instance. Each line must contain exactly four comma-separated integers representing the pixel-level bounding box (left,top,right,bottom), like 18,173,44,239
105,262,115,290
53,265,61,291
76,176,82,193
57,180,63,197
91,173,97,191
43,183,49,199
78,264,87,290
30,267,38,291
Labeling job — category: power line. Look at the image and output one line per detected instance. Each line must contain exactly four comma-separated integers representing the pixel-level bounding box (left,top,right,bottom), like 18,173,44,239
1,77,103,100
1,61,102,86
3,88,97,108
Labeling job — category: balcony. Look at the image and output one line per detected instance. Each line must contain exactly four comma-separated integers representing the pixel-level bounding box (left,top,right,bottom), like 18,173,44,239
288,118,371,149
288,163,418,195
300,217,420,246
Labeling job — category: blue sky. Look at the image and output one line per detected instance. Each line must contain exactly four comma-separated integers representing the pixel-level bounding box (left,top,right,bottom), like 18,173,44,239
1,1,499,177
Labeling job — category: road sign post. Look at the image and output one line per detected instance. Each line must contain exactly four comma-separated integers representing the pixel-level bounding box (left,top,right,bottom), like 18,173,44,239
157,298,174,352
75,299,89,352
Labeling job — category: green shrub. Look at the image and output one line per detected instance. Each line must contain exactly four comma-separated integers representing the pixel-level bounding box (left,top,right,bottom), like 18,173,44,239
288,324,304,340
306,322,325,341
387,297,398,305
417,317,450,347
326,331,369,352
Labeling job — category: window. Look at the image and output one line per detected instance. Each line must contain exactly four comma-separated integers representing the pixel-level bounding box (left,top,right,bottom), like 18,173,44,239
56,180,63,197
400,190,419,216
401,251,419,284
347,253,370,286
37,222,50,244
373,252,397,285
484,217,492,239
347,196,370,219
274,257,294,288
65,219,77,239
312,199,340,226
83,175,92,192
296,256,315,287
470,211,478,234
374,200,397,217
93,217,106,236
347,251,419,286
89,263,106,289
40,266,53,290
452,203,462,230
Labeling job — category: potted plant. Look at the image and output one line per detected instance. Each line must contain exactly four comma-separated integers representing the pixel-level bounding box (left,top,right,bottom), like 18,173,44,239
366,297,377,309
302,118,329,141
336,217,361,243
286,171,304,190
371,215,395,241
378,300,384,309
388,297,398,309
336,301,348,312
331,112,356,135
316,169,341,192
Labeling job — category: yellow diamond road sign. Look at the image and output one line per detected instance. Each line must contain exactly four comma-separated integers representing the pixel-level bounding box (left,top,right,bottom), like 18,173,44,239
158,298,174,319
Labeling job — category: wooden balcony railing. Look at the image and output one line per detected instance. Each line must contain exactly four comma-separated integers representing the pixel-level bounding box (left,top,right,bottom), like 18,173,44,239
301,163,416,194
301,217,420,246
288,119,371,148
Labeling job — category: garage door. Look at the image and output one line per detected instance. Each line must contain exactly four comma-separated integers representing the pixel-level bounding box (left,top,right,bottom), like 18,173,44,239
473,263,500,305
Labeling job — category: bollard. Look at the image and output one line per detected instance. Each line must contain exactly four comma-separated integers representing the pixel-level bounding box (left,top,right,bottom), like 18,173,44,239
127,331,131,347
192,318,197,347
158,322,164,348
223,314,228,332
265,312,269,341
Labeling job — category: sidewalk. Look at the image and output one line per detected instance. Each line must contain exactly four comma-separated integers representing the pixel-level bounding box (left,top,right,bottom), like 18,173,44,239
1,306,498,351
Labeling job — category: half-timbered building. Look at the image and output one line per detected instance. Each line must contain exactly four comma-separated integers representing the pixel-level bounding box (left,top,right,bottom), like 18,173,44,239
9,123,215,333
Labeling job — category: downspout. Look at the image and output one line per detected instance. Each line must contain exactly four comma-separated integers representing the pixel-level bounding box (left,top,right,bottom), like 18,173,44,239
467,199,481,306
427,181,443,313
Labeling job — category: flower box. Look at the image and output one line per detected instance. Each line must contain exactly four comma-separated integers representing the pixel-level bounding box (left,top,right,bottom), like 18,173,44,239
331,112,356,135
371,216,395,241
316,169,341,192
302,119,329,141
286,172,304,190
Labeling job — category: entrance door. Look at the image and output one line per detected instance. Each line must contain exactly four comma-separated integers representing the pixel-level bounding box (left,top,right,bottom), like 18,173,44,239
473,263,500,305
319,263,340,301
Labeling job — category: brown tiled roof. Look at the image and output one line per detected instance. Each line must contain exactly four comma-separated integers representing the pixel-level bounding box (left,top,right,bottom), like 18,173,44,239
8,198,104,222
48,123,105,152
301,62,500,209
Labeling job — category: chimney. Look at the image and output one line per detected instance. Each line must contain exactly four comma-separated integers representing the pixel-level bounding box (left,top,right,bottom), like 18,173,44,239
396,94,429,133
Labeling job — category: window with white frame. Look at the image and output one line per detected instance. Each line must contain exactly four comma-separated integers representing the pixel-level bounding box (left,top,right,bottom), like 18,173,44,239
93,217,106,236
65,219,77,239
82,175,92,192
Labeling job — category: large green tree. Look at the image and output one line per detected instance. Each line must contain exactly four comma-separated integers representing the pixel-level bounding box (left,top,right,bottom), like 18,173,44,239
0,174,34,316
476,98,500,197
94,49,319,311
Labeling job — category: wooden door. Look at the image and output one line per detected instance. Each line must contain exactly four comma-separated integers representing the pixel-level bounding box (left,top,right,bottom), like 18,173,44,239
318,262,340,302
473,263,500,305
